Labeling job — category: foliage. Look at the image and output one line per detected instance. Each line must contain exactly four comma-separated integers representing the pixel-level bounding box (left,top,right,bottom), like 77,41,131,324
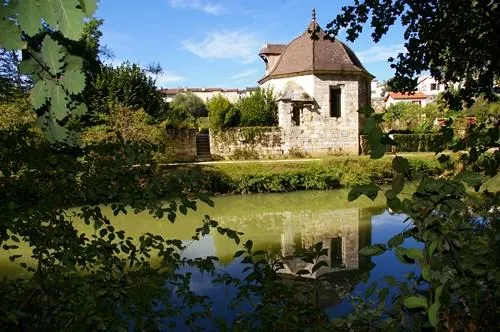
327,0,500,103
206,94,234,130
223,106,241,127
345,105,499,330
0,48,30,101
384,102,442,133
0,0,97,142
170,92,207,118
90,62,165,121
466,96,500,124
237,87,277,127
81,103,164,146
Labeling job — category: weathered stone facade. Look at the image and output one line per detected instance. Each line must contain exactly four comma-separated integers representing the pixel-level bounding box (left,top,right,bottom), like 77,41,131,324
164,128,198,161
209,127,282,159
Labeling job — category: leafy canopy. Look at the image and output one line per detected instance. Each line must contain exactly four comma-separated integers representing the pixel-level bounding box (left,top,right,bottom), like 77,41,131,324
327,0,500,103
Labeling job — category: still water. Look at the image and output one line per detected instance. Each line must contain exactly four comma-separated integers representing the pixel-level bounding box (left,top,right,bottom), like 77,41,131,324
1,189,420,329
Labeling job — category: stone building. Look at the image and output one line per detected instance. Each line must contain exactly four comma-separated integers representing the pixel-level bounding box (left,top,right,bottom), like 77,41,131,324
258,9,374,155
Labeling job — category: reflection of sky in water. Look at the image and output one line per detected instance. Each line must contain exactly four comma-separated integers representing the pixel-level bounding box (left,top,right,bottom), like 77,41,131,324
158,207,421,331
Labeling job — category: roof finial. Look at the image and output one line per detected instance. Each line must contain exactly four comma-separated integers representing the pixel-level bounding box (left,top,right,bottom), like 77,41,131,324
312,8,316,22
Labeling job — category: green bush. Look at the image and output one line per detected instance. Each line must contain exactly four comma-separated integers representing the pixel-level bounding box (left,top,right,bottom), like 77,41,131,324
207,94,233,130
81,103,164,146
384,102,442,133
170,92,207,118
237,87,277,127
224,107,241,127
360,134,446,154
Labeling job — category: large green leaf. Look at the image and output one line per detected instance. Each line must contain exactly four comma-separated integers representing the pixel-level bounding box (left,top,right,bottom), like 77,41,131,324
79,0,97,17
30,80,52,109
41,36,65,75
64,54,84,71
403,296,428,309
16,0,42,36
50,84,69,120
428,301,441,328
348,183,380,201
60,70,85,94
454,171,482,187
53,0,86,40
388,233,404,248
392,156,410,174
359,244,386,256
0,17,26,50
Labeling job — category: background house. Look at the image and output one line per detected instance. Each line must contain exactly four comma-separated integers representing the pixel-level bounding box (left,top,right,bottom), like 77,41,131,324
161,87,255,103
385,91,428,107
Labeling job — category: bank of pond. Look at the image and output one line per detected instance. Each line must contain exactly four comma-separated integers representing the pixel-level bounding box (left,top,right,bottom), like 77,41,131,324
1,189,423,329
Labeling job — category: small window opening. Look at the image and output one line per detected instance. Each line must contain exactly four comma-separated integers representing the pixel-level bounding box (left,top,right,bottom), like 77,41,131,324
291,104,301,126
329,88,341,118
430,83,438,90
330,237,343,268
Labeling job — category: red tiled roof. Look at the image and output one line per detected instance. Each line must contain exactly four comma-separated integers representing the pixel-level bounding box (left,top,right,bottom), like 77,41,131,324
388,92,427,100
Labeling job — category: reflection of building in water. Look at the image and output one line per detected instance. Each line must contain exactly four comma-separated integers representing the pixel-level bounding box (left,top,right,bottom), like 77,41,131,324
279,208,371,279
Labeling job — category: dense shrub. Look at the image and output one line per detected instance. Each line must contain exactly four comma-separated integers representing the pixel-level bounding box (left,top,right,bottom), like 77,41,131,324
224,107,241,127
81,104,164,146
170,92,207,118
360,134,446,154
237,87,277,127
466,96,500,124
384,102,442,133
207,94,234,129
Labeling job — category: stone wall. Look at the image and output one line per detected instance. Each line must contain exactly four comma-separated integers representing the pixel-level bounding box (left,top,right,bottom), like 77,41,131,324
209,127,283,159
164,128,198,161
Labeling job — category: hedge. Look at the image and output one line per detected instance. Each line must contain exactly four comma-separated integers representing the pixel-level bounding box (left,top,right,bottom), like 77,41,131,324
360,134,446,154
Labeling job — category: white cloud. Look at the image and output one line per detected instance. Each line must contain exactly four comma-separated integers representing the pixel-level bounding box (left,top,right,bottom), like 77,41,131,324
152,71,187,87
230,68,259,80
356,44,406,64
183,30,261,63
168,0,224,15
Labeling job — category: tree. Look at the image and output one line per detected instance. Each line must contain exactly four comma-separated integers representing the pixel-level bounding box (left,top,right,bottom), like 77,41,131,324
327,0,500,103
90,62,166,120
206,94,233,129
237,87,277,127
170,92,207,118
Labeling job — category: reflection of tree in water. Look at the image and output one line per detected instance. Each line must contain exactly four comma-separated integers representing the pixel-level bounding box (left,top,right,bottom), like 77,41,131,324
213,206,382,307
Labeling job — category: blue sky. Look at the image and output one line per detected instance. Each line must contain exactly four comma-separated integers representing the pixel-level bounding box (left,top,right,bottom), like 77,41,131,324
97,0,406,89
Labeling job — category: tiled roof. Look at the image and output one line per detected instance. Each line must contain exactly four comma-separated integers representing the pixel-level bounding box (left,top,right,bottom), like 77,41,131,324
388,92,427,100
160,88,247,94
259,43,287,55
259,17,373,84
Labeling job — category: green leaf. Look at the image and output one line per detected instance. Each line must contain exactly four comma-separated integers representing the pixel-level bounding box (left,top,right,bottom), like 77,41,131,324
60,70,85,94
392,173,404,193
422,264,431,281
359,244,386,257
454,171,482,187
365,282,377,297
405,248,424,262
392,156,410,174
0,17,27,50
53,0,86,40
17,0,43,36
64,54,84,71
403,296,428,309
348,183,380,201
50,84,69,120
41,36,65,75
428,301,440,328
388,233,404,248
383,276,397,286
79,0,97,17
19,58,36,74
428,239,440,256
435,285,444,300
30,80,52,109
394,247,414,264
233,250,245,258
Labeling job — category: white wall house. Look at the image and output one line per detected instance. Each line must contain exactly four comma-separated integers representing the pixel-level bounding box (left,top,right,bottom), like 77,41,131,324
161,87,255,104
257,9,374,155
416,75,446,97
385,91,428,107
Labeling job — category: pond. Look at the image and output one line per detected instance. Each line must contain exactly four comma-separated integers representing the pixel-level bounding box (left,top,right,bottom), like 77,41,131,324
0,189,420,329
